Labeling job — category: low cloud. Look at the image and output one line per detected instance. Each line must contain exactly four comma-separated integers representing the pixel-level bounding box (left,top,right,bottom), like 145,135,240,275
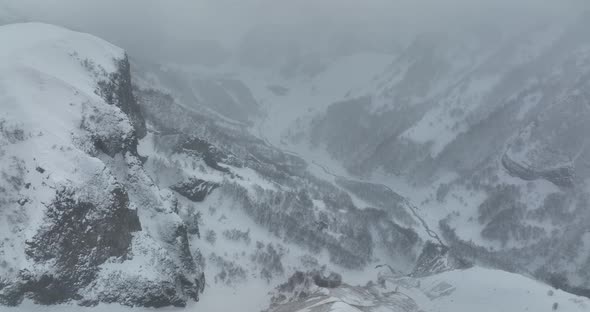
1,0,586,64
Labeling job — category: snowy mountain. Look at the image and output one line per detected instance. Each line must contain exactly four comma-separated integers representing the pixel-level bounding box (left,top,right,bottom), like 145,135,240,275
2,16,590,312
0,23,203,307
0,22,435,310
246,14,590,299
267,267,590,312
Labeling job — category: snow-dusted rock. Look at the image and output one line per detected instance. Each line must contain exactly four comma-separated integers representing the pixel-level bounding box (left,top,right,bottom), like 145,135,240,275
0,23,202,307
267,267,590,312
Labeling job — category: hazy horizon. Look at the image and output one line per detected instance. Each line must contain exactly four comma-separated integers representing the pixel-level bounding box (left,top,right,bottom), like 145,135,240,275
2,0,586,65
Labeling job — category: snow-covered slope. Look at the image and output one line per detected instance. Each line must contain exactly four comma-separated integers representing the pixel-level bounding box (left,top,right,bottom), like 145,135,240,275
130,81,440,310
6,267,590,312
267,267,590,312
0,21,443,311
3,17,590,312
129,39,590,310
0,21,448,311
0,23,203,307
233,13,590,297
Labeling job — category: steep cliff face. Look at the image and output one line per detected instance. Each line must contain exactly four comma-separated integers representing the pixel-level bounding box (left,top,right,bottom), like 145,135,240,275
96,55,147,140
0,23,203,307
2,186,141,305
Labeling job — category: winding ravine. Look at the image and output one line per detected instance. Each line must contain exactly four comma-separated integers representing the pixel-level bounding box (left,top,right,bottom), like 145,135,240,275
311,160,446,247
255,119,446,247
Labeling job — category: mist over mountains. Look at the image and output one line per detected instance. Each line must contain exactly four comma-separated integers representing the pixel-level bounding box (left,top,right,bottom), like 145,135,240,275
2,0,584,64
1,1,590,311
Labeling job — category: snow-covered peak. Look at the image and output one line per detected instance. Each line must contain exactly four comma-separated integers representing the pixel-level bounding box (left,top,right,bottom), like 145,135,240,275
1,22,127,137
0,23,202,307
1,22,122,82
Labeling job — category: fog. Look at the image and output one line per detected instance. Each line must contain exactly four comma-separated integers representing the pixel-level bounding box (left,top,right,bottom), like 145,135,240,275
1,0,587,65
3,1,590,310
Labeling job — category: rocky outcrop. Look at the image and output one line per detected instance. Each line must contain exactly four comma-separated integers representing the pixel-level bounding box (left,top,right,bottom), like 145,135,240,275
411,242,471,277
96,55,147,139
171,178,219,202
0,23,204,308
1,186,140,305
266,270,422,312
312,272,342,288
179,137,235,173
501,154,575,188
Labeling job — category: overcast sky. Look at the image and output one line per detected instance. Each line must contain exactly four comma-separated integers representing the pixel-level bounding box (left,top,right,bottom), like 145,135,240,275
1,0,587,64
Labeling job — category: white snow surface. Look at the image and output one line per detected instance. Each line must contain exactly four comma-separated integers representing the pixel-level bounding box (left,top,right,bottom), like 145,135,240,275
6,267,589,312
400,267,590,312
2,22,590,312
264,267,590,312
1,22,196,308
0,22,128,278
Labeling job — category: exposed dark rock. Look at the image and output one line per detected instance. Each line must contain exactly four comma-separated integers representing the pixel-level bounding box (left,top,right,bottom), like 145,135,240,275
94,278,188,308
270,270,342,309
96,55,146,139
171,224,204,303
186,210,202,237
171,178,219,202
173,224,200,276
412,242,471,277
82,55,147,158
0,28,208,309
179,137,232,173
88,132,135,158
412,242,449,277
0,278,24,306
8,186,141,305
278,271,308,293
79,223,206,308
312,272,342,288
